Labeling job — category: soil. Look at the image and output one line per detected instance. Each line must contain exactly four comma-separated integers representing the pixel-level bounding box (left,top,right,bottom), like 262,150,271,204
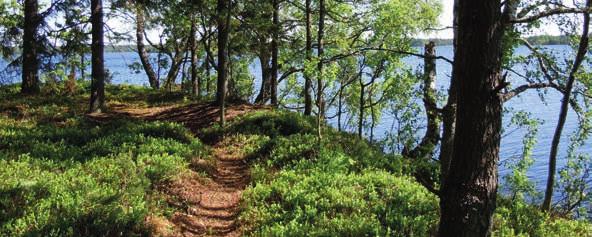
92,101,268,237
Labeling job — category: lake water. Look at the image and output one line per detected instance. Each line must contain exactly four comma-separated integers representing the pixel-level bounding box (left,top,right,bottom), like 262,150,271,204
1,46,590,199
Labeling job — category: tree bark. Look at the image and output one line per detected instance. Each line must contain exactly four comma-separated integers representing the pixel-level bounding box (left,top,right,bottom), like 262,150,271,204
270,0,279,106
22,0,40,94
358,76,365,138
438,0,505,236
216,0,230,126
316,0,325,139
304,0,312,116
255,47,272,104
89,0,105,113
404,42,440,159
439,0,460,184
542,0,591,211
136,3,159,89
190,17,200,97
205,37,212,96
303,0,313,115
164,49,186,91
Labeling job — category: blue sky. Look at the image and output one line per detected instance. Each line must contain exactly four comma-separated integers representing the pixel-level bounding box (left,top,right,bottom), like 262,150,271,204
39,0,562,41
427,0,562,39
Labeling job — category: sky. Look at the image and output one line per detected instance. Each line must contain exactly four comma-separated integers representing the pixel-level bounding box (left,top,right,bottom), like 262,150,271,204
426,0,562,39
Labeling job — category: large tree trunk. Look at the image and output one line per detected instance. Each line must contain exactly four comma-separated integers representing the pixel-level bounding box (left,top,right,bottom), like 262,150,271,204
22,0,40,94
190,18,200,97
255,47,271,104
205,37,212,96
439,0,460,184
316,0,325,139
303,0,313,115
136,3,159,89
216,0,230,126
270,0,279,106
438,1,505,236
89,0,105,113
542,2,591,211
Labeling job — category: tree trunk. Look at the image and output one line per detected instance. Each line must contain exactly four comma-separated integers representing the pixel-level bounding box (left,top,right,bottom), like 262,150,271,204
439,0,460,184
205,37,211,96
370,99,376,142
302,0,313,115
303,0,313,115
404,42,440,159
80,52,86,81
136,3,159,89
255,48,271,104
65,62,77,95
542,1,591,211
190,18,200,97
164,51,185,91
270,0,279,106
89,0,105,113
358,77,365,138
316,0,325,140
337,86,343,131
438,0,505,236
216,0,230,126
22,0,40,94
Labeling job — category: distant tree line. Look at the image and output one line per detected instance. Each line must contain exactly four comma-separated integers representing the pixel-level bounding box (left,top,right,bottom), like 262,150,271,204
412,35,570,47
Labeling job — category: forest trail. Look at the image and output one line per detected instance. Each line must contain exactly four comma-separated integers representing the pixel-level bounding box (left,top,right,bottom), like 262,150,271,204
166,140,251,237
93,102,267,236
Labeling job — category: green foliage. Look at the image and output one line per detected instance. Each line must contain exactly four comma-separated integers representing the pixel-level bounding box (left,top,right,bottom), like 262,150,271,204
0,86,206,236
242,148,438,237
493,198,592,237
503,111,541,202
200,110,316,142
204,110,436,236
215,110,592,237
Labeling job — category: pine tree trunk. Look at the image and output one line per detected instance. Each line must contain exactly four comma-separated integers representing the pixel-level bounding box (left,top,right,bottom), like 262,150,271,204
136,3,159,89
255,48,271,104
439,0,460,184
270,0,279,106
22,0,40,94
316,0,325,139
439,1,505,236
190,18,200,97
358,78,365,138
205,38,211,96
303,0,313,115
216,0,230,126
90,0,105,113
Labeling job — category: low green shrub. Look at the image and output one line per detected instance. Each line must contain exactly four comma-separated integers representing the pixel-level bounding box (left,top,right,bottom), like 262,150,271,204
492,198,592,236
0,86,207,236
242,149,439,237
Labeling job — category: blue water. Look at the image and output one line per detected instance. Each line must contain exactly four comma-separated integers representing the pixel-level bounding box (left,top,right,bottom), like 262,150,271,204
1,46,590,199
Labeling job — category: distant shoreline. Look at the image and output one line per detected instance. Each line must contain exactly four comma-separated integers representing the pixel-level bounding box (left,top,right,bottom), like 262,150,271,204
412,35,569,47
102,36,571,52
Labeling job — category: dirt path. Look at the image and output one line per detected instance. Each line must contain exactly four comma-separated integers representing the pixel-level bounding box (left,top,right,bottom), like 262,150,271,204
92,102,266,236
98,102,267,237
167,142,250,237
